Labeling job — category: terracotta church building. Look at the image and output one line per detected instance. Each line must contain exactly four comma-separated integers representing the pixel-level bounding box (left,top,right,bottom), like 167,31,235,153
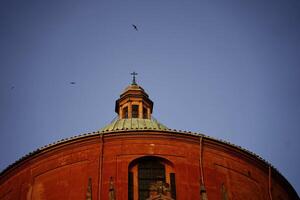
0,76,298,200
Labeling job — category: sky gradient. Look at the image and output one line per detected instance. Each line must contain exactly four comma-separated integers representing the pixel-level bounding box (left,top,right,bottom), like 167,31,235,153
1,0,300,195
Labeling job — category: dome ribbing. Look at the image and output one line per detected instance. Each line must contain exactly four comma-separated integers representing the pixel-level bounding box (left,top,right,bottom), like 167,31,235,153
99,118,168,132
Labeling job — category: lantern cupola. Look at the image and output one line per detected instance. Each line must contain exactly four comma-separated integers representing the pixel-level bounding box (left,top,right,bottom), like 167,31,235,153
115,72,153,119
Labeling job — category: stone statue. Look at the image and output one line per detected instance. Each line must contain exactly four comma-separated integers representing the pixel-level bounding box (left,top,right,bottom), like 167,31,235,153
146,181,174,200
86,177,92,200
109,176,116,200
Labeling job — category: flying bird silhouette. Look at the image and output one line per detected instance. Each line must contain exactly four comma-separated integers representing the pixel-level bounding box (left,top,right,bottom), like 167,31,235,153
10,86,15,90
132,24,138,31
70,82,76,85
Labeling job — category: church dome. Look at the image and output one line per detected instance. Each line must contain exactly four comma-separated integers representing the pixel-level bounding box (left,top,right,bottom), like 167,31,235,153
99,118,168,132
0,74,298,200
122,84,146,94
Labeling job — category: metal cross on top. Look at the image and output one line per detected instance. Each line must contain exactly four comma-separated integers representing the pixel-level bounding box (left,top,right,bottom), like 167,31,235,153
131,71,138,85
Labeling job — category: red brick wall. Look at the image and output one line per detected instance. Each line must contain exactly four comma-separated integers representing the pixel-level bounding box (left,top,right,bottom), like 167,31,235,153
0,131,298,200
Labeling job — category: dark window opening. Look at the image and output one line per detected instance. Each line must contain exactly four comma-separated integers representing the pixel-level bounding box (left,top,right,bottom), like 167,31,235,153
132,105,139,118
170,173,176,199
123,107,128,118
143,107,148,119
128,172,134,200
138,158,165,200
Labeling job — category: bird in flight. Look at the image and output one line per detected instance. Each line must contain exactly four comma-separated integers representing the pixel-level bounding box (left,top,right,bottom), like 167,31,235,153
10,86,15,90
132,24,138,31
70,82,76,85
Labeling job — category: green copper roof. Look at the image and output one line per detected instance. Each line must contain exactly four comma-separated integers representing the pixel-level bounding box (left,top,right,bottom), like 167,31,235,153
99,118,168,132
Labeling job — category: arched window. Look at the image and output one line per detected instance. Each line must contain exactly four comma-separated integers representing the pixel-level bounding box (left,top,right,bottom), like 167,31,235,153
143,107,148,119
138,158,165,199
128,157,176,200
123,107,128,118
132,105,139,118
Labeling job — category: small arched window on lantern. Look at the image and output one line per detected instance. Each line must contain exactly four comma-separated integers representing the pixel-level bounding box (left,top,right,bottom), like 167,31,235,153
132,105,139,118
143,107,148,119
123,107,128,119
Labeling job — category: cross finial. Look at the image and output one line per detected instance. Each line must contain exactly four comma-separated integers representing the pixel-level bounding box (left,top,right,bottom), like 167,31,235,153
130,71,138,85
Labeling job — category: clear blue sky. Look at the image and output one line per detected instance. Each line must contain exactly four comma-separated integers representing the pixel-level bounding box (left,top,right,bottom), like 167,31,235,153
0,0,299,195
